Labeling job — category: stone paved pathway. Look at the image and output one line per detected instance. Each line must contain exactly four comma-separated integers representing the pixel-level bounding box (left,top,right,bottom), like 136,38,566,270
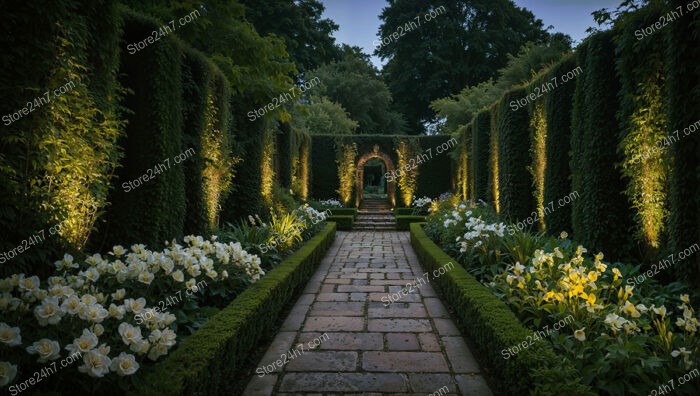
244,231,493,395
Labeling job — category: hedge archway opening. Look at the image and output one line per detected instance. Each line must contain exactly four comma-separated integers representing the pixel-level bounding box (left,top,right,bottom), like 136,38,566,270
355,146,396,207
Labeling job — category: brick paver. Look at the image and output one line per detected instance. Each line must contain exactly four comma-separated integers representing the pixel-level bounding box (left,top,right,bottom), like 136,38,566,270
244,231,493,395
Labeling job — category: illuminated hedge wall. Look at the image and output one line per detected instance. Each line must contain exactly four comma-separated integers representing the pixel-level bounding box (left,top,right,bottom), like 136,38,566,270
498,87,534,222
309,135,453,206
0,0,124,276
472,109,491,202
543,55,576,236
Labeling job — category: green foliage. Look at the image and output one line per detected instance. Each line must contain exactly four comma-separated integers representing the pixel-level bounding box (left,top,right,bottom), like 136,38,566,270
410,223,594,395
396,215,426,230
431,39,571,136
97,10,185,250
306,46,407,134
472,110,491,201
543,55,576,236
378,0,558,132
302,96,359,135
616,3,669,253
575,31,633,260
326,215,354,230
309,136,340,200
528,100,547,231
0,0,125,277
239,0,341,74
140,223,337,395
570,42,589,244
487,104,500,211
664,0,700,283
498,87,534,222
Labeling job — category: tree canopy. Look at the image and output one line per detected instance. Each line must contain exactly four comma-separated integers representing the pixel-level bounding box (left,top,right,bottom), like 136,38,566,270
376,0,554,133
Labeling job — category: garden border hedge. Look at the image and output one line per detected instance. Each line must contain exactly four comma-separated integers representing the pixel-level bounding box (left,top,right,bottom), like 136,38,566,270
136,222,337,395
396,215,426,230
409,223,594,395
327,215,354,230
328,208,358,219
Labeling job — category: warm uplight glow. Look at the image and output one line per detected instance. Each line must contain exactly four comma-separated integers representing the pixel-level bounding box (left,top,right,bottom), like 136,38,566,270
530,102,547,231
459,138,469,201
203,94,237,229
260,127,276,205
298,141,310,201
490,107,500,213
396,139,418,206
336,143,357,206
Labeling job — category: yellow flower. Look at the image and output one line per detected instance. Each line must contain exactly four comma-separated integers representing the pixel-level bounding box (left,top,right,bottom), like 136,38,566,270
612,268,622,280
653,305,667,317
680,294,690,304
587,271,599,282
574,328,586,341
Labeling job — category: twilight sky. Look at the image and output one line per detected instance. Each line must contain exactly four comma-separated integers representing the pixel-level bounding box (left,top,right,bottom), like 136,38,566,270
320,0,622,69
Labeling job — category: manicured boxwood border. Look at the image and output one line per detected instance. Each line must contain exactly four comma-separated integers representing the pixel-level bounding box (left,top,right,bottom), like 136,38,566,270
396,215,426,230
409,223,594,395
327,215,354,230
394,208,415,216
136,222,337,395
327,208,358,219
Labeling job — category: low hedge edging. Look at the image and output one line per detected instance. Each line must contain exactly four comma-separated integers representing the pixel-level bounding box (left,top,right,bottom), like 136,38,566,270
136,222,337,395
327,215,354,230
409,223,594,395
394,208,415,216
395,215,426,230
328,208,358,219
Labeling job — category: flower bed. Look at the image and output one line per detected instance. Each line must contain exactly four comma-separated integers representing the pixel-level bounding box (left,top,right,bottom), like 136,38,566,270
423,194,700,395
0,206,332,394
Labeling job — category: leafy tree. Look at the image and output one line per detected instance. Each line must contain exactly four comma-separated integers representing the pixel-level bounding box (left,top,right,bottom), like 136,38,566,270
306,45,407,134
300,97,359,135
377,0,552,133
239,0,341,74
431,38,571,136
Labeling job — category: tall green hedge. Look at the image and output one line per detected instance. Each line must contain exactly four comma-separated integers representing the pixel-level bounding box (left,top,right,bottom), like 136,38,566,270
97,10,185,249
498,87,534,221
472,109,491,202
309,135,453,203
181,47,212,236
575,31,632,260
617,4,669,256
220,96,266,222
543,55,577,236
487,103,500,211
665,0,700,283
570,42,589,244
0,1,124,276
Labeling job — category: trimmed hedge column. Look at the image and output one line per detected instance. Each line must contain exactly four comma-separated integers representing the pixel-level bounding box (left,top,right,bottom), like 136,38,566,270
99,10,186,248
472,110,491,202
574,31,633,260
544,55,577,236
498,87,533,222
665,0,700,283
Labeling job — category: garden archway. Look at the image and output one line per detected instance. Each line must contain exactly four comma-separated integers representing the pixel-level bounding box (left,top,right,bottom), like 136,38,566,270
355,145,396,207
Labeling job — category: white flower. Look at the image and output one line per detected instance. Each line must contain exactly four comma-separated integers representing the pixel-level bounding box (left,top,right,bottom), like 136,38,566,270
124,298,146,313
680,294,690,304
171,270,185,282
560,231,568,240
118,323,143,346
93,324,105,337
54,254,78,271
130,339,150,355
111,289,126,301
78,350,111,378
671,347,691,358
652,305,667,317
80,304,109,324
110,352,139,376
66,329,99,356
34,297,63,326
574,328,586,342
0,323,21,346
147,343,169,361
111,245,126,256
137,271,154,285
0,361,18,387
108,304,126,320
60,295,82,315
81,268,100,283
18,275,40,292
26,339,61,363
